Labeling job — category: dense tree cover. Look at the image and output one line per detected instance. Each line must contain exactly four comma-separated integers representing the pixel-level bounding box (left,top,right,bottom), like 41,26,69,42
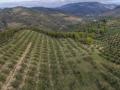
0,28,20,44
67,19,108,39
101,33,120,64
30,27,94,45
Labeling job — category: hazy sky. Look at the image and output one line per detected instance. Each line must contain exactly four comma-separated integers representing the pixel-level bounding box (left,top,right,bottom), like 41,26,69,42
0,0,119,8
0,0,119,3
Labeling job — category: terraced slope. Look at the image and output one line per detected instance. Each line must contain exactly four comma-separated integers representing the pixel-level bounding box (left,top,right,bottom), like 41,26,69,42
0,30,119,90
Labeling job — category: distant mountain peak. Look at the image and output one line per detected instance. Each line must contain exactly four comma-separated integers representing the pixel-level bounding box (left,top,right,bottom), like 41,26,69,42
57,2,116,16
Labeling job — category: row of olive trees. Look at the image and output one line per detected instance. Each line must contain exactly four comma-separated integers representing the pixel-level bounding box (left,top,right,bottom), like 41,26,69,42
29,27,94,45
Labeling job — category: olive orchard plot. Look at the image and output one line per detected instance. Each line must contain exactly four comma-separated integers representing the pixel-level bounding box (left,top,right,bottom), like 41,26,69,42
0,30,119,90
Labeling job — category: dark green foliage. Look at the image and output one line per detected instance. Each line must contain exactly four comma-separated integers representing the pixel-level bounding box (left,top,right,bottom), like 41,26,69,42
11,80,21,88
102,33,120,64
0,74,6,82
0,28,20,44
30,27,94,45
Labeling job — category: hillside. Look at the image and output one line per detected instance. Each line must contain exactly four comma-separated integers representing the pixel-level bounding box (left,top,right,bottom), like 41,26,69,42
0,7,82,31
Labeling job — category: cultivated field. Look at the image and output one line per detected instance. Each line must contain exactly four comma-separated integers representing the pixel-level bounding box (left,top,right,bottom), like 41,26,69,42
0,30,119,90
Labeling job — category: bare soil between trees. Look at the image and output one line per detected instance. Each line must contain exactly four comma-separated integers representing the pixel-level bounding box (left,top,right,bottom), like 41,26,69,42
1,42,32,90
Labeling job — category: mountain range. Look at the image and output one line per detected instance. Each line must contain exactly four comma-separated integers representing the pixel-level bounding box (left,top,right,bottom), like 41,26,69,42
30,2,119,17
56,2,117,16
0,2,119,17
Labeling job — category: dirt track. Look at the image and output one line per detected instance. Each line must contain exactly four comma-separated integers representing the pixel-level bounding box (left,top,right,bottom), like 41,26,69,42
1,42,32,90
